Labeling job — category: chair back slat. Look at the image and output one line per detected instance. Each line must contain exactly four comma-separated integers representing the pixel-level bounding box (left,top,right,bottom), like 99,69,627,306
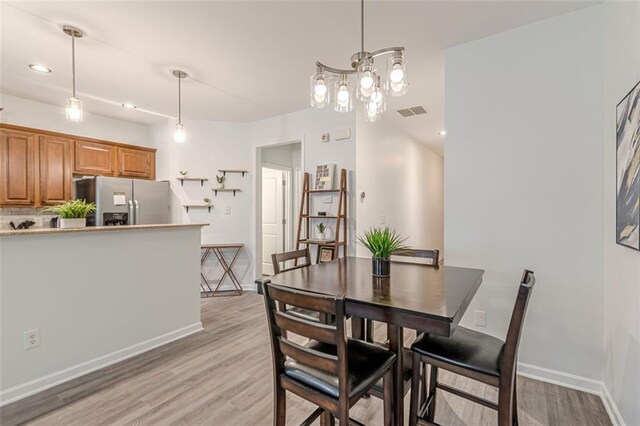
500,270,536,375
394,248,440,267
278,338,339,375
274,311,337,344
267,284,337,314
272,249,312,274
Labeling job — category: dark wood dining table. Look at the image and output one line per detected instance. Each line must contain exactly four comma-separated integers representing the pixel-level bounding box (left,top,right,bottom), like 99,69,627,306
267,256,485,425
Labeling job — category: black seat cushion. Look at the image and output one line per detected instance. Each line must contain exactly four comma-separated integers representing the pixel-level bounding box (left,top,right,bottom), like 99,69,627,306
284,339,396,398
411,327,504,378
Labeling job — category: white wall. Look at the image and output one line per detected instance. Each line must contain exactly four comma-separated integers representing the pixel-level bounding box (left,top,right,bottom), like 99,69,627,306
0,226,202,404
603,2,640,425
445,5,606,384
355,114,444,258
152,119,254,289
0,94,151,147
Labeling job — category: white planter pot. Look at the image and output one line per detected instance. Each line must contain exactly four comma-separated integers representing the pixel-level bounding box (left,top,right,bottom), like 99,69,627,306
217,183,225,189
317,232,326,241
59,218,86,229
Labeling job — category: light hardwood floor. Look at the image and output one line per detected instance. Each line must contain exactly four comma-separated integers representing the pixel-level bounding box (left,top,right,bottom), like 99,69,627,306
1,293,611,426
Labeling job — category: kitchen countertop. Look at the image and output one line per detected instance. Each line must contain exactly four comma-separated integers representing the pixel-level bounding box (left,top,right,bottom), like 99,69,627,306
0,223,208,237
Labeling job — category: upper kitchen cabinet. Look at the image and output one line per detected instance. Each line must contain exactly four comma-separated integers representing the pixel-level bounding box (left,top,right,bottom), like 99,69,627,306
74,139,117,176
0,129,38,206
117,146,155,179
39,135,72,205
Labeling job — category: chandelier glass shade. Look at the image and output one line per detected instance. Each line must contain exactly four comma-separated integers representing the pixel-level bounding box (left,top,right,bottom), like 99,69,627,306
310,0,407,121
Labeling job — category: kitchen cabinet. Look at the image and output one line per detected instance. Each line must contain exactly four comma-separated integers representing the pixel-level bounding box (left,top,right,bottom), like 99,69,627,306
39,135,72,205
74,139,117,176
117,147,155,179
0,129,38,205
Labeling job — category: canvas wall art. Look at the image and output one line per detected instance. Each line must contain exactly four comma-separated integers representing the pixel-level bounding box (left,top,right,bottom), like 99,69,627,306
616,81,640,251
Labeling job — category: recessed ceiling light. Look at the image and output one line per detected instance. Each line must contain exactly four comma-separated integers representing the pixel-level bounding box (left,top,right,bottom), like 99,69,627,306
121,103,137,109
29,64,52,73
439,130,447,136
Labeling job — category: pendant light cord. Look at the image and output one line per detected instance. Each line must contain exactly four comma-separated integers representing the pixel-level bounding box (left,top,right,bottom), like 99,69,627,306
361,0,364,53
178,76,182,125
71,34,76,97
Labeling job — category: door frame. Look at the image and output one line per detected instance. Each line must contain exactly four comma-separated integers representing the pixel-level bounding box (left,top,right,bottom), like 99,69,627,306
253,137,304,279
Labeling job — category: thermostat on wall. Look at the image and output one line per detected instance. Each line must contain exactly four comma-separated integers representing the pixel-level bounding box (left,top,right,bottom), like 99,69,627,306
334,128,351,141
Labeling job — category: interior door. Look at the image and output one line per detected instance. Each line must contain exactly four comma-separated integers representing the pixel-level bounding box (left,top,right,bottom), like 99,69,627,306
133,179,170,224
262,168,284,275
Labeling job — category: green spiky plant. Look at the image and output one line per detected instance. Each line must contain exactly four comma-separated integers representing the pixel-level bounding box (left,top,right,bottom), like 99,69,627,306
317,223,326,233
216,175,226,184
179,170,188,177
42,199,96,219
357,227,409,259
203,197,212,205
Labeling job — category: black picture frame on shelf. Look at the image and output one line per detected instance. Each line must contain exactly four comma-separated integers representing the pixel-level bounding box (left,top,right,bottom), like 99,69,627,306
316,245,335,264
616,81,640,251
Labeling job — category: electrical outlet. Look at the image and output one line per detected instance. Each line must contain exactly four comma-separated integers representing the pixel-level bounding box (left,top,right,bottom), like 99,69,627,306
225,206,231,214
24,329,40,350
321,133,330,143
380,216,386,225
324,196,332,204
474,310,487,327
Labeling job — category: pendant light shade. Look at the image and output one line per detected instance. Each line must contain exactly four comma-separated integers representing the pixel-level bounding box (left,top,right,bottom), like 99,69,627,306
310,67,329,108
63,26,83,122
386,52,408,96
334,75,353,113
172,70,188,143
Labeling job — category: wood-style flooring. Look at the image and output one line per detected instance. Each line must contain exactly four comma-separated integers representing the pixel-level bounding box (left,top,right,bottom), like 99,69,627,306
1,293,611,426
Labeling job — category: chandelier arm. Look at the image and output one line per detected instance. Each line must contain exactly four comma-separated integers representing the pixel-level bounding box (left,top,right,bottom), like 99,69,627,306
369,46,405,60
316,61,357,75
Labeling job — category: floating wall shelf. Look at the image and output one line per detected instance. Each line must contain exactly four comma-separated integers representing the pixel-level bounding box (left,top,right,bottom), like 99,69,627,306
177,177,208,186
218,169,249,177
212,188,242,197
183,204,213,213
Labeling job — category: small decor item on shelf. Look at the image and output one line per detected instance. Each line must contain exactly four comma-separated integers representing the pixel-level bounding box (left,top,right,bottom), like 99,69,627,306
216,175,226,189
317,211,327,217
203,197,212,206
314,163,335,190
9,220,36,230
317,222,327,240
317,245,335,263
179,170,188,177
357,227,409,277
42,199,96,229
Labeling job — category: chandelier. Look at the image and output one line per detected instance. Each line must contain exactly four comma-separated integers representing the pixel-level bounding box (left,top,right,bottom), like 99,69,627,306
310,0,408,122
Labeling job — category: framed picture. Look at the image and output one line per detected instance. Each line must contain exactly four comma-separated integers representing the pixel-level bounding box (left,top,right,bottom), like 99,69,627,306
616,81,640,251
316,245,335,264
314,164,336,190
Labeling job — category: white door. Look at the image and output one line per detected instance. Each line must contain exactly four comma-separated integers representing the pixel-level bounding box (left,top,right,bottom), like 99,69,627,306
262,168,285,275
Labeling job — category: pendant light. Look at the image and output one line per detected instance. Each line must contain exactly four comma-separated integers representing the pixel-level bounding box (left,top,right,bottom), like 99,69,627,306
311,0,407,121
63,26,83,122
172,70,187,143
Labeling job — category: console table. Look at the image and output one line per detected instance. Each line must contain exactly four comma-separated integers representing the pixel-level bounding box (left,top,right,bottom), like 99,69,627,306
200,243,243,297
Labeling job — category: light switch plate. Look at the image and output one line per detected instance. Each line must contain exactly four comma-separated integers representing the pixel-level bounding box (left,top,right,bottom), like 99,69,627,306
225,206,231,214
474,310,487,327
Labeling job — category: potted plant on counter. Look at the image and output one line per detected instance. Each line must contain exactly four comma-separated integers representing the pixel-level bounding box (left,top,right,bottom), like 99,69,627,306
216,175,226,189
42,199,96,229
358,227,409,277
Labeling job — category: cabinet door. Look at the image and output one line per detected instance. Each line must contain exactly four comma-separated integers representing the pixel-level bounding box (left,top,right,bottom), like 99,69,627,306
74,140,117,176
117,147,154,179
0,129,38,206
40,135,72,205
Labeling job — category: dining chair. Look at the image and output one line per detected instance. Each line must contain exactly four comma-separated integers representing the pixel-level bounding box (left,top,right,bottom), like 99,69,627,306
262,282,396,426
408,269,536,426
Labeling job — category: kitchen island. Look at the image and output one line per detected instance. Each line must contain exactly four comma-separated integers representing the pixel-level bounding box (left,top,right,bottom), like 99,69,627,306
0,223,206,405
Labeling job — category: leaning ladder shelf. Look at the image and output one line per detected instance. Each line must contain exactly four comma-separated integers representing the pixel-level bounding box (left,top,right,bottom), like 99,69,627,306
295,168,347,261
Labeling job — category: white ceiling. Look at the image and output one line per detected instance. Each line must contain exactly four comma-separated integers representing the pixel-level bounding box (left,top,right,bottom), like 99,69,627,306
1,1,598,155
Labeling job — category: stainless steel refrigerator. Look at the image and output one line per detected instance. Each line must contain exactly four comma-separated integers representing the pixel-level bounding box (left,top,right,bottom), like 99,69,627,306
75,176,171,226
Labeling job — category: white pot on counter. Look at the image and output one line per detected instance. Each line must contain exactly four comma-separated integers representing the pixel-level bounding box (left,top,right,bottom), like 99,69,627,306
59,218,87,229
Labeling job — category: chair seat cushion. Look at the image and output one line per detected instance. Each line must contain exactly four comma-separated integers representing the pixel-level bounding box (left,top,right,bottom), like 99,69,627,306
411,327,504,378
284,339,396,399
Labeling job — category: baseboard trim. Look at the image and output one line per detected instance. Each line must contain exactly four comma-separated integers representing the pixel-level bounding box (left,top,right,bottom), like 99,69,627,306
517,362,624,426
0,322,203,406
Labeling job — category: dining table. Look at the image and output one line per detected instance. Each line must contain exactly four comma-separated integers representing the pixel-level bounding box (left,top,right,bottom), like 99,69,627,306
266,255,484,425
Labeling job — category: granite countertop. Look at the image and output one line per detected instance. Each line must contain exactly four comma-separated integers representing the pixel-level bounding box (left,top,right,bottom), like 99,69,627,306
0,223,208,237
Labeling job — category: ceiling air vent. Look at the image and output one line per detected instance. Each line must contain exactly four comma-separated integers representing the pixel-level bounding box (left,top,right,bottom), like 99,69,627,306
397,105,427,118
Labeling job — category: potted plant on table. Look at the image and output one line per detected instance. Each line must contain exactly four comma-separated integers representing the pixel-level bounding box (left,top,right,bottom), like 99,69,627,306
203,197,212,206
216,175,226,189
358,227,409,277
179,170,188,178
317,222,327,240
42,199,96,229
